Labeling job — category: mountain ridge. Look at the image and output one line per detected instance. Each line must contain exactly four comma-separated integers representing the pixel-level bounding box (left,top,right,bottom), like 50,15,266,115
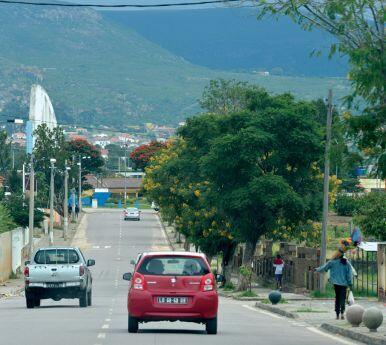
0,4,350,126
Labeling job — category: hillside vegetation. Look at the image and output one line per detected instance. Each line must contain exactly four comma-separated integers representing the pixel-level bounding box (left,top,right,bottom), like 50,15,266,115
0,4,350,126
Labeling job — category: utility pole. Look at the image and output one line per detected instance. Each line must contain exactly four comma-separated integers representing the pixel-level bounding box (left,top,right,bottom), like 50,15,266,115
78,156,82,213
49,158,56,246
319,89,333,293
124,145,128,208
63,160,69,240
71,188,76,222
28,154,35,259
22,163,26,200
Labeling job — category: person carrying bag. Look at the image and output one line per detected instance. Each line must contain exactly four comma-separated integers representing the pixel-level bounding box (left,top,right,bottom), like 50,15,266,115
315,254,354,320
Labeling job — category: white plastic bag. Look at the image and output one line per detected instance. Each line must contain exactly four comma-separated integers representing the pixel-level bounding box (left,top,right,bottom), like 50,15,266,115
347,290,355,306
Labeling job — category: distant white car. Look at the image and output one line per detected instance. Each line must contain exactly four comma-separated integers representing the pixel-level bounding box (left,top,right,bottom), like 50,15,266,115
124,207,141,221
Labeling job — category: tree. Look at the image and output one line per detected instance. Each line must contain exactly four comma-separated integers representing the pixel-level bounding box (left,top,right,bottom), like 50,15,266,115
0,131,11,178
5,194,44,228
104,144,125,171
130,141,166,171
144,139,237,283
200,79,267,114
0,203,15,234
67,138,105,177
198,96,324,290
254,1,385,177
355,192,386,240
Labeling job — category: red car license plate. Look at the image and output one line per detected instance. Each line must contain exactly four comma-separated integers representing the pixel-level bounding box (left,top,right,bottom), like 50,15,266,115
157,297,188,304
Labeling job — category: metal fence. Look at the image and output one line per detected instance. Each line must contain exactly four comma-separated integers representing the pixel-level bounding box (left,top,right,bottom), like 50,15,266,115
349,248,378,297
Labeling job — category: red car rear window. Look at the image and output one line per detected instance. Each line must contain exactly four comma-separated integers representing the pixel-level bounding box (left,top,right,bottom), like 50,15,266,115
138,256,210,276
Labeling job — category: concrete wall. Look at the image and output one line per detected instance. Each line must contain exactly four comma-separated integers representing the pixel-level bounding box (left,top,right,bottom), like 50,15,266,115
378,244,386,302
0,232,12,283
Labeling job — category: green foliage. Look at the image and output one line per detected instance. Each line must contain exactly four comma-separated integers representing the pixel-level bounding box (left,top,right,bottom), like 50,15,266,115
33,124,104,215
67,139,105,176
354,192,386,240
0,131,11,177
5,194,44,228
335,194,360,216
295,307,328,313
105,144,125,171
339,178,364,193
145,83,326,287
254,1,385,178
0,6,352,127
0,203,15,234
223,282,235,291
237,290,258,298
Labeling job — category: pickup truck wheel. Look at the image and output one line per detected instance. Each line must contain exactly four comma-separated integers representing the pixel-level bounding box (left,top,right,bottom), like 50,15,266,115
79,289,88,308
206,317,217,335
128,315,138,333
26,297,35,309
87,290,92,306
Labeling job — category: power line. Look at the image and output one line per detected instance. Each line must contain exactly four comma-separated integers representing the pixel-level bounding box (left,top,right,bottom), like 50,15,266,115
0,0,241,8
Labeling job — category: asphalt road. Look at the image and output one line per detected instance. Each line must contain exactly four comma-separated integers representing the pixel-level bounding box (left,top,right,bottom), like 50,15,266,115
0,209,357,345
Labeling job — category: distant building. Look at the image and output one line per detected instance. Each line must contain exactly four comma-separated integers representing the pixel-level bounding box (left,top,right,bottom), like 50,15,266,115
86,175,142,198
93,139,111,148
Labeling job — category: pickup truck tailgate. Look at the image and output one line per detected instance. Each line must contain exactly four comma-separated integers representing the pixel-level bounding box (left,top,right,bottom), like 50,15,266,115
29,264,81,283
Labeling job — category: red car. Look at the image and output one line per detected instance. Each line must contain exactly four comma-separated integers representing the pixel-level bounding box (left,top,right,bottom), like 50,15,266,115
123,251,218,334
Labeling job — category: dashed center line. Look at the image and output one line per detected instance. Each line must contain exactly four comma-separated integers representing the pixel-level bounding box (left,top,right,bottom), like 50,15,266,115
101,324,109,329
97,333,106,339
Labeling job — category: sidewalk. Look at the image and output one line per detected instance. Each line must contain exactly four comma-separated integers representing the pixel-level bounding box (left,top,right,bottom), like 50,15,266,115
0,213,85,300
157,213,186,252
252,294,386,345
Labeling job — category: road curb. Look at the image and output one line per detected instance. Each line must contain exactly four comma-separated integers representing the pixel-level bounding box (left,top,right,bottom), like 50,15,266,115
321,323,386,345
156,213,175,251
255,302,298,319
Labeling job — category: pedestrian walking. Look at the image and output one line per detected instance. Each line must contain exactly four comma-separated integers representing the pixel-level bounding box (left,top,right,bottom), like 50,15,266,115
273,254,284,290
75,204,79,219
315,255,353,320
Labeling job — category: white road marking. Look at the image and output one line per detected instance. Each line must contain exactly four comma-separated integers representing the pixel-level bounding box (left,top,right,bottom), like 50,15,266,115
105,318,111,322
97,333,106,339
102,324,109,329
242,304,283,319
92,245,100,249
306,326,355,345
104,245,111,249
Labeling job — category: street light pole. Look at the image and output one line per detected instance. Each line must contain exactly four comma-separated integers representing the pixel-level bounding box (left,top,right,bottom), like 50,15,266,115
319,89,333,293
124,144,128,207
78,156,82,213
63,160,69,240
28,154,35,259
49,158,56,246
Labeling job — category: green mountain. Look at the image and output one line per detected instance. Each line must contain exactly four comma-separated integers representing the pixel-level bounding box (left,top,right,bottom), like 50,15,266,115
0,4,350,127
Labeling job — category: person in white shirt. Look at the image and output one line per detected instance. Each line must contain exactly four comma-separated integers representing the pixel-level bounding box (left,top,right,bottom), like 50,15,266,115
273,254,284,290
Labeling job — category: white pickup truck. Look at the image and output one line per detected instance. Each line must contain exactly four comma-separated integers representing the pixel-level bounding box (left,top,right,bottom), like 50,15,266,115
24,247,95,308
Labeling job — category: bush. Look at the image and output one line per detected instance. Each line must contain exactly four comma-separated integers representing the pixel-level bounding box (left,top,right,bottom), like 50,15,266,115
334,194,360,216
355,192,386,240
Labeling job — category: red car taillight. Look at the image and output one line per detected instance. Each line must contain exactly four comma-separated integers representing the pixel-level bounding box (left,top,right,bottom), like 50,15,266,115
132,272,146,290
24,266,29,277
201,273,215,292
79,266,85,276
